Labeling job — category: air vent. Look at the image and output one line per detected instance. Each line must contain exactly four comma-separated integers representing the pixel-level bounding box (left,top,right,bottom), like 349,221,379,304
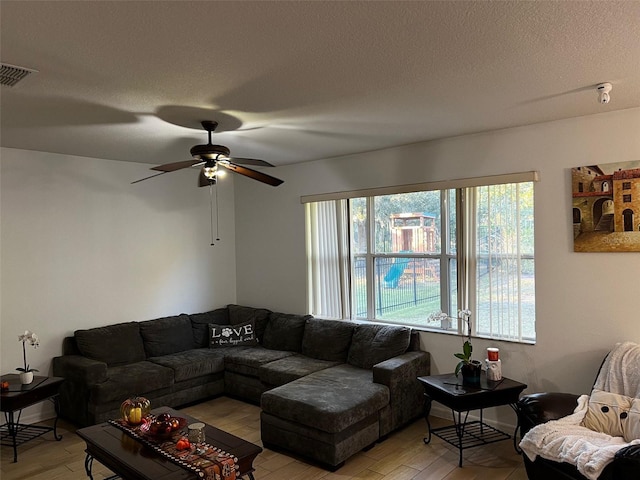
0,63,38,87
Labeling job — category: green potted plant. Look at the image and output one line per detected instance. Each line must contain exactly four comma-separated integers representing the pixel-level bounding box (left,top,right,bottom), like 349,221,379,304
453,310,482,384
428,309,482,384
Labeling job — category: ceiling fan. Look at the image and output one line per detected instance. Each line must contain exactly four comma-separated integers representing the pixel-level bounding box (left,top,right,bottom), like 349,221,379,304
132,120,284,187
133,120,283,246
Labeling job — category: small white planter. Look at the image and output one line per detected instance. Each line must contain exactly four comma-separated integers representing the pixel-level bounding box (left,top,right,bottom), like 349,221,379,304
19,371,34,385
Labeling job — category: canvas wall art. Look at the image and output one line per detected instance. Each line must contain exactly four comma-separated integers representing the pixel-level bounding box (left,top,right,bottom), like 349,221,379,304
572,161,640,252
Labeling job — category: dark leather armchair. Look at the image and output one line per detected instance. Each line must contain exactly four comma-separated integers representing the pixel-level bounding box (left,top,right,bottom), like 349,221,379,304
517,392,640,480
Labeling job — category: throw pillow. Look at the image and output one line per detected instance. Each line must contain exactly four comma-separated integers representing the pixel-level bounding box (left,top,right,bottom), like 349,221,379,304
581,389,633,438
262,312,312,352
209,320,257,347
347,324,410,369
228,304,271,343
190,308,230,347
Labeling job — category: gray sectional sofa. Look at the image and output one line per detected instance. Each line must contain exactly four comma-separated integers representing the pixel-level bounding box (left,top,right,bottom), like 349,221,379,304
52,304,430,468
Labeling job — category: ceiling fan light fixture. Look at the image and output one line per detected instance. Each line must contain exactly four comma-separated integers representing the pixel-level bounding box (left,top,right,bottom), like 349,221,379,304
203,162,217,180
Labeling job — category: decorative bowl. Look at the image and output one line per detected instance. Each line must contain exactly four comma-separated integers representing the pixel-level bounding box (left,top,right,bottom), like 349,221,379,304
139,416,186,439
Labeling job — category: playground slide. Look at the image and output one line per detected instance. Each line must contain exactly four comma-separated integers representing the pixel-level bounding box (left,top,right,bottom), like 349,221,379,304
383,256,410,288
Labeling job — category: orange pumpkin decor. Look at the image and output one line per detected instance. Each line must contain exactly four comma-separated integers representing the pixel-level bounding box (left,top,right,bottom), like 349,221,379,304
120,396,151,426
176,437,191,451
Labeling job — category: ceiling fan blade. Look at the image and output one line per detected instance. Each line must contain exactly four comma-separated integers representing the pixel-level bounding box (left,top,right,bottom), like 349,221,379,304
220,162,284,186
227,157,275,167
151,159,204,172
131,171,168,184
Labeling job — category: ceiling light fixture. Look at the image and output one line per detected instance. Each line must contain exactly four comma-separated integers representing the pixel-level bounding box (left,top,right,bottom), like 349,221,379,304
596,82,612,104
203,161,217,180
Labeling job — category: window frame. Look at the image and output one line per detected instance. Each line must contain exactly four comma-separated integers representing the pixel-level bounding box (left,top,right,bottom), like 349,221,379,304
350,192,455,322
303,172,538,344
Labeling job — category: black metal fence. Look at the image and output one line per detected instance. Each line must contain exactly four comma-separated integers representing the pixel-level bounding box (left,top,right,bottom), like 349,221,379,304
353,256,441,317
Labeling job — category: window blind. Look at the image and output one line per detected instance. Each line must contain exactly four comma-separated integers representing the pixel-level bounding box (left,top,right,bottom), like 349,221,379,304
301,171,539,204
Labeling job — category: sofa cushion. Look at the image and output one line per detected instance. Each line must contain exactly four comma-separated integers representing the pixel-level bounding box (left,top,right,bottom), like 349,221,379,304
228,304,271,343
262,312,312,352
224,346,296,377
259,354,342,386
261,364,390,433
91,361,174,404
347,324,411,369
149,348,226,382
190,308,229,348
75,322,146,367
139,314,194,357
209,320,258,348
301,318,354,362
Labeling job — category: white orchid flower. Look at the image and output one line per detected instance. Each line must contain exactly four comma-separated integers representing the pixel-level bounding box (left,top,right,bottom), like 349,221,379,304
17,330,40,373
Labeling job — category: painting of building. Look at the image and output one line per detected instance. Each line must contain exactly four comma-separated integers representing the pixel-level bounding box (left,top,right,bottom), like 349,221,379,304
572,161,640,252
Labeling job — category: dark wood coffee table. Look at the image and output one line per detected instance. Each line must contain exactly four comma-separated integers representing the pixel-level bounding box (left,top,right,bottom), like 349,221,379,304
418,373,527,467
0,374,64,462
76,406,262,480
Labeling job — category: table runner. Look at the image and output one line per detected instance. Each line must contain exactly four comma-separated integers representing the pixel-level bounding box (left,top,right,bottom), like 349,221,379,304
109,419,238,480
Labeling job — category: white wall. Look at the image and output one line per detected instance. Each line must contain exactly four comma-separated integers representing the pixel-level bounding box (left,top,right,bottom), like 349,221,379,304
235,107,640,428
0,148,237,421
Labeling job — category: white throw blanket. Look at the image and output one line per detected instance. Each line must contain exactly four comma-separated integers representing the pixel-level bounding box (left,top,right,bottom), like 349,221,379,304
519,396,640,480
519,342,640,480
593,341,640,398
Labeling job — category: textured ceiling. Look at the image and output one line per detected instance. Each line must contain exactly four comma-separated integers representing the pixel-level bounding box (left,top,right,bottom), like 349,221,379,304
1,1,639,167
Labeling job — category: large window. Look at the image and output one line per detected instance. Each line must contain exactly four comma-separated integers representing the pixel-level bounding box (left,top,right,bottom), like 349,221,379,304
304,173,537,343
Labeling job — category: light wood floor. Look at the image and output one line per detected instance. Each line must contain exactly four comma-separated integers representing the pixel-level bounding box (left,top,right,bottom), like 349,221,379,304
1,397,527,480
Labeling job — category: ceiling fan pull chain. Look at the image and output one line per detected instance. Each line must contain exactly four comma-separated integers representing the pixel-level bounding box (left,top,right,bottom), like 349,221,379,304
215,180,220,242
208,179,221,246
209,182,215,246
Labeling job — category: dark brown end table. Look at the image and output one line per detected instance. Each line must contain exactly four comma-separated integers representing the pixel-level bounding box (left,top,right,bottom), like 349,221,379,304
0,374,64,462
76,406,262,480
418,373,527,467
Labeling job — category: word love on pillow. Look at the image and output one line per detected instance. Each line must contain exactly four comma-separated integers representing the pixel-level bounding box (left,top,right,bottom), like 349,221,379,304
209,321,258,347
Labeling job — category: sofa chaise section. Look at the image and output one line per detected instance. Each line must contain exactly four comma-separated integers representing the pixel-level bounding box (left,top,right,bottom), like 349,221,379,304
261,364,389,468
260,323,430,468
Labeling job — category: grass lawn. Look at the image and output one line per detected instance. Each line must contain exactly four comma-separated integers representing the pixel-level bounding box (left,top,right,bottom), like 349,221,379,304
354,272,535,341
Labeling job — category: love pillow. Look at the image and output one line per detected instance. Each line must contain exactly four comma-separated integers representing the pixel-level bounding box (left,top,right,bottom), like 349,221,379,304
209,320,257,348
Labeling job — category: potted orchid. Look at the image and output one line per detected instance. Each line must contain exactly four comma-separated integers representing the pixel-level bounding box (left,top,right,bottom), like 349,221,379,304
428,310,453,330
428,309,481,384
17,330,40,384
453,310,482,384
